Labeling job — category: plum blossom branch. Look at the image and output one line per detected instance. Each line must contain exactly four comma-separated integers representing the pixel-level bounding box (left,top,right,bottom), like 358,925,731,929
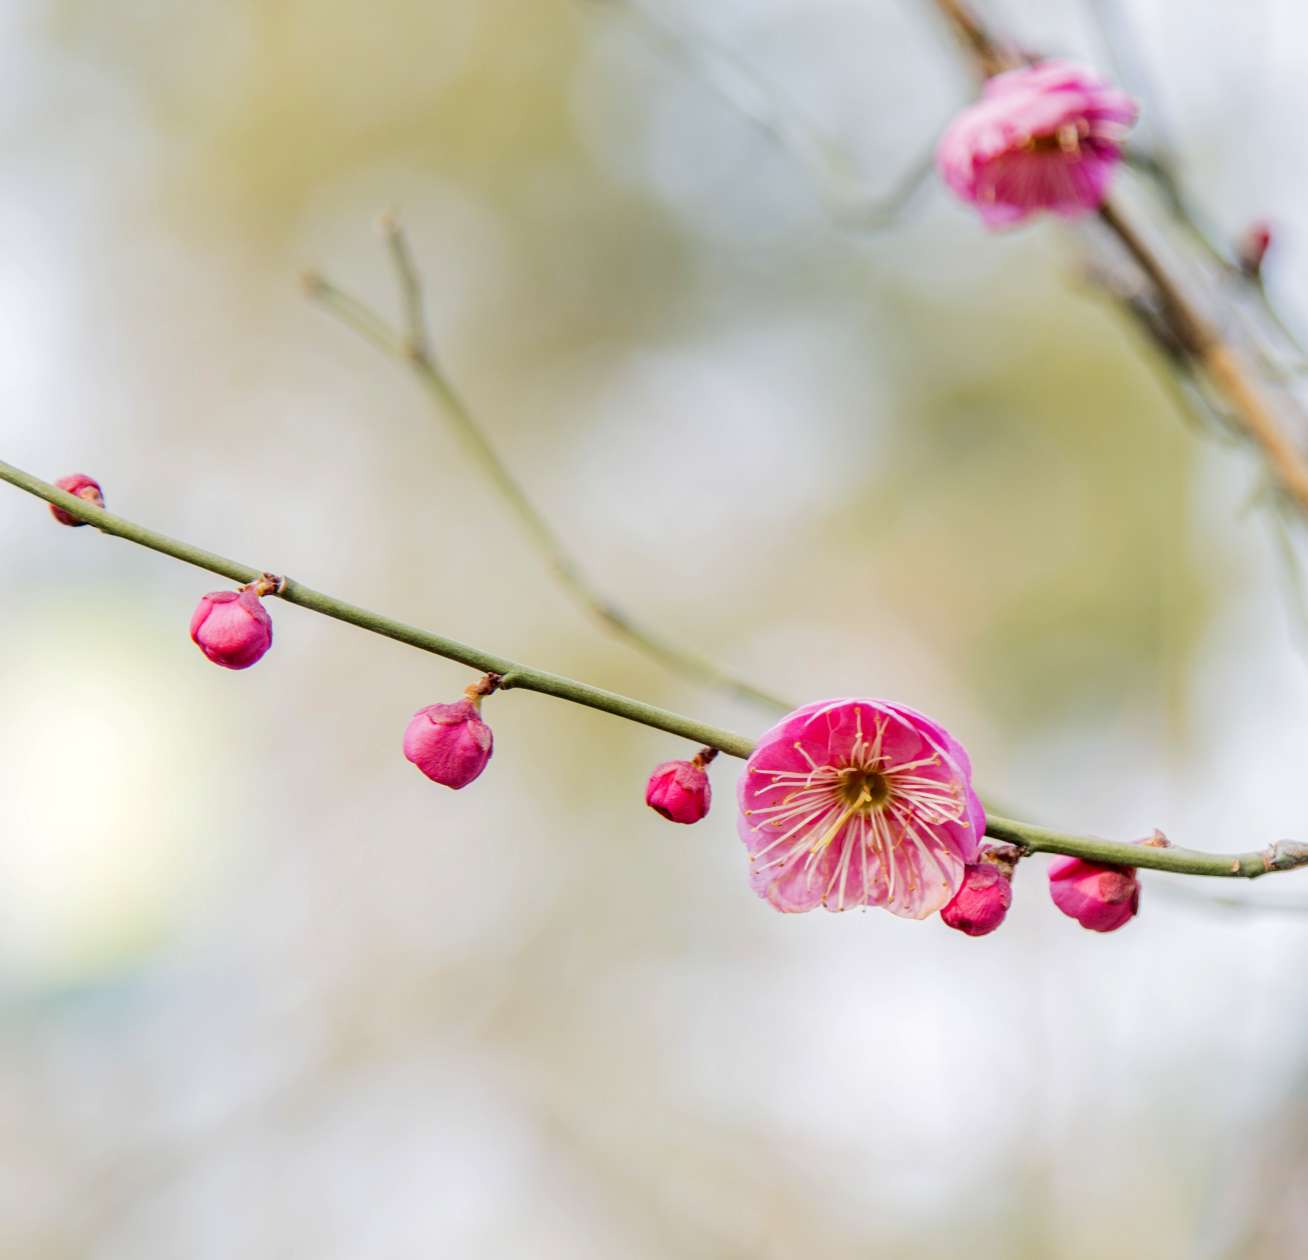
5,455,1308,885
928,0,1308,518
303,222,791,715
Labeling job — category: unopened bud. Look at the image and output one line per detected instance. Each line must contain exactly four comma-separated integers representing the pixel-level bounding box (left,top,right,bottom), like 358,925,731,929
645,759,712,824
1047,854,1140,932
941,856,1013,937
403,697,493,789
1236,220,1273,278
190,588,274,670
50,473,105,526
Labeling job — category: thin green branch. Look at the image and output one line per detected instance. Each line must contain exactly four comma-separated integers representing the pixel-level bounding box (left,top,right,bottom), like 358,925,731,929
4,456,1308,883
985,815,1308,880
305,227,792,714
378,209,431,361
0,458,754,759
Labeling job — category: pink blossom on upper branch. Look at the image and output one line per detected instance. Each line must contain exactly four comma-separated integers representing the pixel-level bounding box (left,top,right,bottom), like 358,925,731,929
937,61,1137,228
738,699,984,918
1047,854,1140,932
50,473,105,526
190,588,274,670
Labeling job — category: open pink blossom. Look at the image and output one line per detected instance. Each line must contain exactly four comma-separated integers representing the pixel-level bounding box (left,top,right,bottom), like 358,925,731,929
937,61,1137,227
1047,854,1139,932
738,699,984,919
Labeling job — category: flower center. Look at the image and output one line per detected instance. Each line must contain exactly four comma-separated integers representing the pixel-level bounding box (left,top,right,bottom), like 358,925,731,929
839,767,890,811
1023,119,1089,156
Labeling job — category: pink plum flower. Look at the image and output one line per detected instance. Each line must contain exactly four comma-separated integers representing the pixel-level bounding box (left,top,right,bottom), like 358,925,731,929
190,587,274,670
50,473,105,526
404,695,494,789
738,699,984,918
1047,855,1140,932
941,852,1013,937
937,60,1137,227
646,750,714,824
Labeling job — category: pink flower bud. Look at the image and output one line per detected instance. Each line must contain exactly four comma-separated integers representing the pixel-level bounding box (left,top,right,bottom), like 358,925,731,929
1237,220,1274,277
941,859,1012,937
403,698,493,789
50,473,105,526
190,588,274,670
645,759,712,824
1047,854,1140,932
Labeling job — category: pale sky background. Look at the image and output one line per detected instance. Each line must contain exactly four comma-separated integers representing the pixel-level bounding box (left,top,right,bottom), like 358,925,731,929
2,2,1307,1256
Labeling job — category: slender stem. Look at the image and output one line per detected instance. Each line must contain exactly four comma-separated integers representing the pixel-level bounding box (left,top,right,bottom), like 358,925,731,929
378,210,430,362
305,231,792,714
1099,192,1308,517
6,455,1308,882
985,816,1308,879
0,458,754,759
929,0,1015,76
600,0,936,231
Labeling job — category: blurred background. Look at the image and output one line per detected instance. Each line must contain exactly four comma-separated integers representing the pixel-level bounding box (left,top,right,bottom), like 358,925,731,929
3,0,1308,1255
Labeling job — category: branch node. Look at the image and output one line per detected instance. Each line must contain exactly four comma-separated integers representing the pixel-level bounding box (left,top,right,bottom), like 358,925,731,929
245,572,287,598
1263,840,1308,873
981,842,1024,879
465,672,504,703
691,746,720,770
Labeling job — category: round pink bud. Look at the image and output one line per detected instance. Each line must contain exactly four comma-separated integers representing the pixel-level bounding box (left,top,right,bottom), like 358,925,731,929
403,698,493,789
190,588,274,670
1047,855,1140,932
645,760,712,824
941,860,1012,937
1237,220,1274,278
50,473,105,526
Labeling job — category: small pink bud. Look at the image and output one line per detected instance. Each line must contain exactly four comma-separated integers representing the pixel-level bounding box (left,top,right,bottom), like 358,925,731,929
190,588,274,670
1237,220,1273,278
1047,854,1140,932
50,473,105,526
645,759,712,824
941,858,1012,937
403,698,493,789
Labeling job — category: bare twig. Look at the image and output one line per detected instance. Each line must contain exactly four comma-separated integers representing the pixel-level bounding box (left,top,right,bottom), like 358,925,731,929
591,0,937,232
306,224,792,714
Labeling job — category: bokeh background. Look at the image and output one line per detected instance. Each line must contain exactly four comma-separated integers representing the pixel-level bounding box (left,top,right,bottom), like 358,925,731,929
3,0,1308,1255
